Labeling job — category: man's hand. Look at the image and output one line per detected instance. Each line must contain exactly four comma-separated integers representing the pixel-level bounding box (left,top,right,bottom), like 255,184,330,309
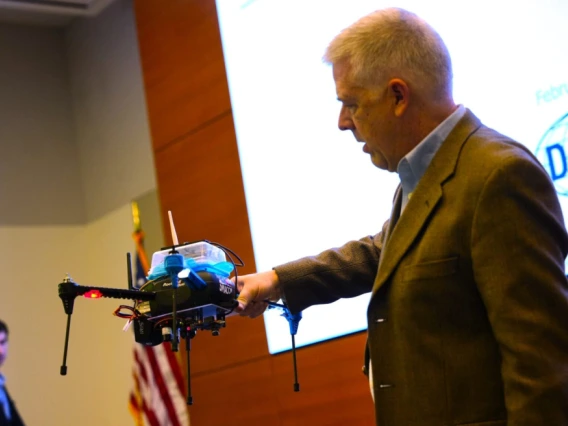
234,270,281,318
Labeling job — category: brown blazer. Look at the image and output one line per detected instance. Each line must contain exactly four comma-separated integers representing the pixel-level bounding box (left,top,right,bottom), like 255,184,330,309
276,110,568,425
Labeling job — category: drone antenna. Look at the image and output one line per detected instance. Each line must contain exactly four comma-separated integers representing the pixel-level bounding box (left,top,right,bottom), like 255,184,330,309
164,210,184,351
168,210,179,246
127,252,133,290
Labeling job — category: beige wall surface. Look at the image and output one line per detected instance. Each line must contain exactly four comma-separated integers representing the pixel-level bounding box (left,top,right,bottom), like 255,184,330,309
0,0,160,425
0,24,83,225
0,208,134,425
66,0,156,223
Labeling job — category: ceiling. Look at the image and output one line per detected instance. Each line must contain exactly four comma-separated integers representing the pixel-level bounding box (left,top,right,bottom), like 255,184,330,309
0,0,116,27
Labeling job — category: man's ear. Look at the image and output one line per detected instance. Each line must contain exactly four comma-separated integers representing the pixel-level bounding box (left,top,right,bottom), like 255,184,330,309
388,79,409,117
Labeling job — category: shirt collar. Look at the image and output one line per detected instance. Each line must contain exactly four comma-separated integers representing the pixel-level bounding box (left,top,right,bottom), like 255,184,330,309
397,104,466,209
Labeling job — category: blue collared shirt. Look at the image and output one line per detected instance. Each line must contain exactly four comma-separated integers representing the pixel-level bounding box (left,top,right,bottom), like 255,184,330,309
0,373,11,420
397,105,466,211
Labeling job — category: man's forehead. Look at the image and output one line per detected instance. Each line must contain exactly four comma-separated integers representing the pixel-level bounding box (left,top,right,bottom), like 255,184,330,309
333,64,371,99
335,76,360,100
333,61,353,86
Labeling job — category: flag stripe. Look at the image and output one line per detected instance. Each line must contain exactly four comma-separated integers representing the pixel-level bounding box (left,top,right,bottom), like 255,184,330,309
163,342,186,397
145,346,183,426
155,344,188,421
142,399,161,426
134,346,165,426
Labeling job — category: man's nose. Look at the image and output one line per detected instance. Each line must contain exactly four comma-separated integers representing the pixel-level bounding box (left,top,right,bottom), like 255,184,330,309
338,106,354,131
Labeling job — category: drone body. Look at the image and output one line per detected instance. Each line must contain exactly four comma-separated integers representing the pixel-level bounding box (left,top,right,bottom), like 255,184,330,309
57,236,301,404
133,268,237,346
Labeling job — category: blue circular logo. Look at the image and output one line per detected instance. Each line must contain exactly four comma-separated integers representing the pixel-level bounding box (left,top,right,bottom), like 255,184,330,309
535,113,568,196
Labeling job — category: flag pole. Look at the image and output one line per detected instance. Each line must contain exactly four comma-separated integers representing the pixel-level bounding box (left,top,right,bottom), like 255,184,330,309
131,201,150,275
131,201,141,233
129,200,145,426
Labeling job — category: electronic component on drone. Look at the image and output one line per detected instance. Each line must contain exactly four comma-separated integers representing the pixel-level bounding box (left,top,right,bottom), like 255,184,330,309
57,211,303,404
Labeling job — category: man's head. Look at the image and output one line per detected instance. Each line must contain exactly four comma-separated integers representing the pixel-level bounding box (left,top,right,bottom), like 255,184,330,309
0,320,8,369
324,8,456,171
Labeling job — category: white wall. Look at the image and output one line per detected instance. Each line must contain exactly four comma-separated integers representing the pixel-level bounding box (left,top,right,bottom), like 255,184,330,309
0,1,160,425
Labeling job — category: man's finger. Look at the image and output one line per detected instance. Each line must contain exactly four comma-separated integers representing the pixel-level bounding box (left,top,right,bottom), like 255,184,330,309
232,277,244,292
236,295,248,313
248,301,268,319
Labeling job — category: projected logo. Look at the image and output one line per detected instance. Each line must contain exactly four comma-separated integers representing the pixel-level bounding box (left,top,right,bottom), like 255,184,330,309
536,113,568,196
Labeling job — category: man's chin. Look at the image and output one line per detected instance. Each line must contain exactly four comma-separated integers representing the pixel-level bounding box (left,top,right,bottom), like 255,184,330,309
370,155,389,171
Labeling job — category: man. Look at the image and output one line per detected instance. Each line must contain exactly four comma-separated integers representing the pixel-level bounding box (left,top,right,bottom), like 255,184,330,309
0,321,25,426
235,7,568,426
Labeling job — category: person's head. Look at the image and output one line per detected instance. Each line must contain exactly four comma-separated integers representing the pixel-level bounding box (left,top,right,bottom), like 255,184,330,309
323,8,456,171
0,320,8,369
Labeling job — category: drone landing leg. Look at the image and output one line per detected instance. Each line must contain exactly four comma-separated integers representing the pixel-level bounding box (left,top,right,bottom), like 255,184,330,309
172,288,178,352
58,275,79,376
291,334,299,392
268,301,302,392
60,313,72,375
185,329,195,405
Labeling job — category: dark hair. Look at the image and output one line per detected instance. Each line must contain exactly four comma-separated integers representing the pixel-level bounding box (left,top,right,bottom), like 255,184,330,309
0,320,8,336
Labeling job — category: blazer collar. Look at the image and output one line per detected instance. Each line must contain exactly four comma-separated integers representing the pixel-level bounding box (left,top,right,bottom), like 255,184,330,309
371,109,482,296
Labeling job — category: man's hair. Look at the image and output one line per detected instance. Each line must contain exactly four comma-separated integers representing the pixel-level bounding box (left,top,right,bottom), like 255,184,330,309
0,320,8,336
323,7,453,101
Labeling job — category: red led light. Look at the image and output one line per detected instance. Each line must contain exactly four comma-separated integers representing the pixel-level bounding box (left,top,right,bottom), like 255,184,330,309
84,289,103,299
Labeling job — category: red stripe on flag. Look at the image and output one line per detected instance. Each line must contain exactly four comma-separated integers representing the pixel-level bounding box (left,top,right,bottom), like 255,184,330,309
134,347,149,384
142,397,161,426
163,342,186,397
133,346,163,426
145,346,183,426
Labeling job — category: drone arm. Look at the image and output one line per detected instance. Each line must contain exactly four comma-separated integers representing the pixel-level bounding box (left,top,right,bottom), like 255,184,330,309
78,286,157,301
58,280,156,306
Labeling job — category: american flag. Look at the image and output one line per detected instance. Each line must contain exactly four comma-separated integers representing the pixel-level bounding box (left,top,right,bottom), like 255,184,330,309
128,230,190,426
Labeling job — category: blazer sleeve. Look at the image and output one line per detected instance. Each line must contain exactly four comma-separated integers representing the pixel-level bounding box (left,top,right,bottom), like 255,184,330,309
471,153,568,424
274,221,387,313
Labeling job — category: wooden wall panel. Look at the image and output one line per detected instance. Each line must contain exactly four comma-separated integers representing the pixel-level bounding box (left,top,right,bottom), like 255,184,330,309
133,0,376,424
272,333,375,426
152,111,255,262
135,0,232,151
189,357,282,425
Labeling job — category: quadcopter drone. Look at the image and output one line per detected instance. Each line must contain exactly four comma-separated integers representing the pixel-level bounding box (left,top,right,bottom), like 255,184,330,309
57,212,302,404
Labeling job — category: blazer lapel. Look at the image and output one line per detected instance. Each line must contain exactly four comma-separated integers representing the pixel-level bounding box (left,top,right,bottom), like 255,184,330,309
377,185,402,271
371,109,482,296
384,186,403,244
